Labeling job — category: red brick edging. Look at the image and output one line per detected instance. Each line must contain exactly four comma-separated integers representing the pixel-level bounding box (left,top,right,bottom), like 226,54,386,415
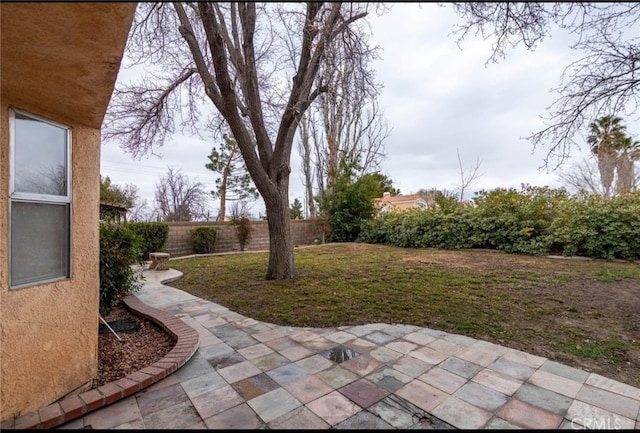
4,295,199,430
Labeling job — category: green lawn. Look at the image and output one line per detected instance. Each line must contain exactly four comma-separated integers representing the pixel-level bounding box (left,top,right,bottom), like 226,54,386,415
167,242,640,387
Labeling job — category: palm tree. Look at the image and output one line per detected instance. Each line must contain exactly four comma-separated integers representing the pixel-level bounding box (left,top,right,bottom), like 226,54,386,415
615,135,640,195
587,115,627,198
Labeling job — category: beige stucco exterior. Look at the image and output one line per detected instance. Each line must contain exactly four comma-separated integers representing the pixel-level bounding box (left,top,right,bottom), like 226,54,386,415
0,2,136,420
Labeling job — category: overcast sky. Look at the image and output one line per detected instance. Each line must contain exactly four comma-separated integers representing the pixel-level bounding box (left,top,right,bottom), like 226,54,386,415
99,3,638,219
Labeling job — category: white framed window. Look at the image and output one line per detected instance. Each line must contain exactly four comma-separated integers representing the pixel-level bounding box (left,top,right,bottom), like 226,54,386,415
9,108,72,288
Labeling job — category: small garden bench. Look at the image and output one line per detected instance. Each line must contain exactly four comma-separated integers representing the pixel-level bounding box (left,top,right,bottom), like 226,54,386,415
149,252,170,271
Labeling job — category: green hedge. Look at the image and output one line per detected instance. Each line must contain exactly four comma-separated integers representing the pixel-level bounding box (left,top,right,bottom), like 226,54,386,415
126,222,169,260
99,223,143,315
358,188,640,261
191,226,218,254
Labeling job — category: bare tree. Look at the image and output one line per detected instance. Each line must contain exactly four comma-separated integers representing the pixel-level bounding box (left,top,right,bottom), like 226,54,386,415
449,3,640,168
454,148,483,201
103,3,374,279
297,15,391,217
557,156,605,196
154,167,208,221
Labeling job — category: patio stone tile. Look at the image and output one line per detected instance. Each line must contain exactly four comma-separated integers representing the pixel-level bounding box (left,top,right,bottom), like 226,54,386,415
453,381,509,411
439,356,483,379
266,363,310,386
137,383,189,417
385,340,418,355
218,360,263,384
395,379,448,413
483,416,523,429
514,383,573,416
81,397,142,429
586,373,640,400
527,369,583,398
391,354,433,378
333,410,394,430
301,336,339,352
455,346,501,367
247,388,302,424
407,346,448,365
565,400,636,430
367,367,414,393
340,354,383,376
268,406,330,429
364,331,397,345
502,348,546,368
202,403,264,429
427,338,463,356
306,390,361,426
237,343,274,360
289,330,323,343
488,356,536,381
539,360,589,383
403,331,436,346
315,365,359,388
180,371,227,398
284,375,334,404
231,372,280,401
443,333,477,347
470,340,509,356
251,351,291,372
325,330,358,344
142,401,202,430
338,378,389,408
419,366,468,394
430,395,493,429
197,342,234,361
295,354,334,374
496,399,563,429
344,323,390,337
190,384,244,420
368,346,403,363
278,344,315,361
472,369,523,396
343,337,377,353
172,353,218,381
263,336,298,351
207,351,246,370
576,384,640,419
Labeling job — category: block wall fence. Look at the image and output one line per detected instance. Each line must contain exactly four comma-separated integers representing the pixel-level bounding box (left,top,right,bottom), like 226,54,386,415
163,219,327,257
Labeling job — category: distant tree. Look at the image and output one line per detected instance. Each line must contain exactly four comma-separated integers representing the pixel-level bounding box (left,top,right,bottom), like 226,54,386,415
454,149,483,201
154,167,208,222
206,133,259,222
290,198,303,220
449,3,640,168
100,175,135,209
320,161,397,242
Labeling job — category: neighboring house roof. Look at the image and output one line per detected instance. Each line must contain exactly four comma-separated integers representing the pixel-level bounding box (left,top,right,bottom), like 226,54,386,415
373,193,429,214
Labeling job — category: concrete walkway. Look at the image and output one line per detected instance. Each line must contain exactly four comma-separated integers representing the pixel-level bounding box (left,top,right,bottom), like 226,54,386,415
55,268,640,429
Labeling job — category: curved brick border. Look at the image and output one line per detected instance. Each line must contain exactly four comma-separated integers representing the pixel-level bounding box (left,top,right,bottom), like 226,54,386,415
5,294,199,430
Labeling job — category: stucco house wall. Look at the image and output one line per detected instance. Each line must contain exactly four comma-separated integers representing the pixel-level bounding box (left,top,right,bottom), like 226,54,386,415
0,2,136,420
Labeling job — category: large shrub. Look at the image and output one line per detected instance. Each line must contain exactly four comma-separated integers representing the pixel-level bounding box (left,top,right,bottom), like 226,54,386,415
191,226,218,254
358,186,640,261
99,222,143,315
126,222,169,260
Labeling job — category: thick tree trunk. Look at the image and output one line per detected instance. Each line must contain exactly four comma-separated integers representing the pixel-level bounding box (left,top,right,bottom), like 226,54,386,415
264,196,295,280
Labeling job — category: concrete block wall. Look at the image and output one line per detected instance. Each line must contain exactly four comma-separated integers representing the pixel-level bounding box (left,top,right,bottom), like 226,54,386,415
164,219,326,257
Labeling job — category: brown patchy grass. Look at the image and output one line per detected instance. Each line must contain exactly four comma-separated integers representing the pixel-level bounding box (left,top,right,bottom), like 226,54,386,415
168,243,640,388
